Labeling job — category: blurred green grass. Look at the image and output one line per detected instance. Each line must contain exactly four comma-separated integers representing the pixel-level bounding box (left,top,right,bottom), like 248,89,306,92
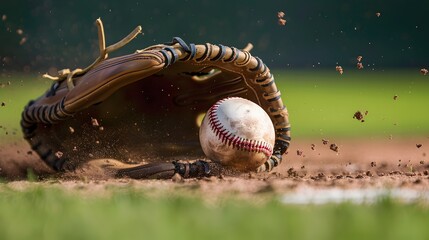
0,75,50,141
277,69,429,138
1,70,428,141
0,186,429,240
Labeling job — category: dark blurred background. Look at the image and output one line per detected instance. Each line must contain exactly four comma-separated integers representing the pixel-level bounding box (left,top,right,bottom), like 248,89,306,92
0,0,428,74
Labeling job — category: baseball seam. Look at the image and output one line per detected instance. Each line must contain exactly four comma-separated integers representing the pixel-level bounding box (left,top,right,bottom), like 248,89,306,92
207,98,273,157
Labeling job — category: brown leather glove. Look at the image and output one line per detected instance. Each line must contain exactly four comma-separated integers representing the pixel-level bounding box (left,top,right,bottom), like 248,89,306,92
21,19,291,179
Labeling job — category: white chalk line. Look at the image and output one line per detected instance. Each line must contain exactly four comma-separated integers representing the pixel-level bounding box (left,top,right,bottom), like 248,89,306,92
281,187,429,205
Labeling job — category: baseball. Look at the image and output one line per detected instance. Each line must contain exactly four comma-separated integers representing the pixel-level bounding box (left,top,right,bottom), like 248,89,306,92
199,97,275,171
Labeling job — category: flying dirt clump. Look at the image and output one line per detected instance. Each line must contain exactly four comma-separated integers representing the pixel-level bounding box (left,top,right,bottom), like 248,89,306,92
330,143,339,152
356,56,364,70
91,118,100,127
336,66,343,75
353,110,368,122
277,11,286,25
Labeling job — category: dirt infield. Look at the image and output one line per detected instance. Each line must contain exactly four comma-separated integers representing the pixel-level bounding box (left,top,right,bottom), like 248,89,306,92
1,137,428,197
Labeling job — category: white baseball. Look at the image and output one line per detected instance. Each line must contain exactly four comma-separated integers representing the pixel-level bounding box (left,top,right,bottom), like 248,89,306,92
199,97,275,171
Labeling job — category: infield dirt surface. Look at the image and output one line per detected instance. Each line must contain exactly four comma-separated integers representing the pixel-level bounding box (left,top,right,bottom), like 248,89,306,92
1,137,428,198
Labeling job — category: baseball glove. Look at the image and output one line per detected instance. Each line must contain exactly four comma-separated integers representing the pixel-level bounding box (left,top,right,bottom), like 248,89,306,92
21,19,291,179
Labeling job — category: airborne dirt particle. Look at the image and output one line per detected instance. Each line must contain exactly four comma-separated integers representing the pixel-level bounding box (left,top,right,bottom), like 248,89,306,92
322,139,329,145
19,37,27,45
353,111,364,121
353,110,367,122
357,56,363,62
91,118,100,127
329,143,339,152
416,144,422,148
277,11,286,25
356,56,364,69
55,151,63,158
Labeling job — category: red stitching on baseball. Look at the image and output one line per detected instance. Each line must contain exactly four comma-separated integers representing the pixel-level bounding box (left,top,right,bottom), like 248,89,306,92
207,98,273,157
